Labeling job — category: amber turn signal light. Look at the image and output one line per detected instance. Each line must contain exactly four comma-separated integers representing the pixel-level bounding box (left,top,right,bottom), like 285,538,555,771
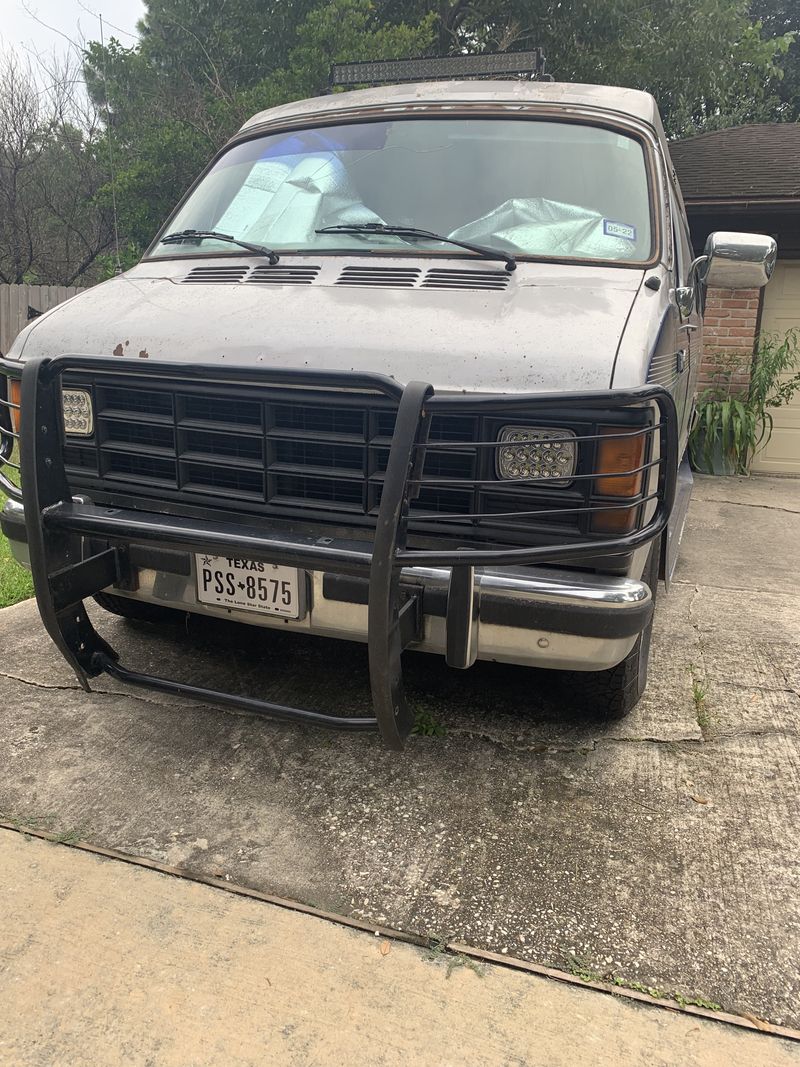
8,378,21,434
592,426,647,533
595,426,646,497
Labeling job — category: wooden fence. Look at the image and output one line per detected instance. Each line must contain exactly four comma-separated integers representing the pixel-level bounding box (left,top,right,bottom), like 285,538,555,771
0,283,84,357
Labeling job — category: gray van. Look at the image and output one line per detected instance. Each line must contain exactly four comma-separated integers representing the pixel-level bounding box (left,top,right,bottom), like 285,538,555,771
0,55,776,748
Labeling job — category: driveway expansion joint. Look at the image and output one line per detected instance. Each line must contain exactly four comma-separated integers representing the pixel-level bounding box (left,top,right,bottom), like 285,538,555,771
4,822,800,1048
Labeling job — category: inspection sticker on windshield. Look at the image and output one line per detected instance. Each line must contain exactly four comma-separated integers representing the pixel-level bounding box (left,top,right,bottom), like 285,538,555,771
195,554,302,618
603,219,637,242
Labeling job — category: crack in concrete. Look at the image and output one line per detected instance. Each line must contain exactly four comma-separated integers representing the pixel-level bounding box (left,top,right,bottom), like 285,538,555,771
0,670,79,694
0,670,705,752
774,660,800,702
0,668,219,714
444,726,597,753
711,677,800,700
671,578,792,598
444,726,708,753
699,498,800,516
607,734,704,745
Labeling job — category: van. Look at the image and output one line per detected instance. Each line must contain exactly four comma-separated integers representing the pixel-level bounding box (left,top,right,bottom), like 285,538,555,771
0,54,776,748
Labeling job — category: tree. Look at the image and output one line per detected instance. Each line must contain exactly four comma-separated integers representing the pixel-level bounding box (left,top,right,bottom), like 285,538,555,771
380,0,792,134
750,0,800,119
0,49,115,285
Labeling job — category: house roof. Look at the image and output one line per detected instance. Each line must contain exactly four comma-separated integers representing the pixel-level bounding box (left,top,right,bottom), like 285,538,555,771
670,123,800,204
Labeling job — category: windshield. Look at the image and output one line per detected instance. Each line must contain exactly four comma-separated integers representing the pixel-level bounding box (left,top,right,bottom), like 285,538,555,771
150,118,654,265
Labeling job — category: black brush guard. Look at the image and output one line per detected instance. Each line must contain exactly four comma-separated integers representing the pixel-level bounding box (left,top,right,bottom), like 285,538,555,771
15,356,677,750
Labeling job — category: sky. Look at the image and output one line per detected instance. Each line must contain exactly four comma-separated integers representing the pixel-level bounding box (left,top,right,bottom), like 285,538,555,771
2,0,146,57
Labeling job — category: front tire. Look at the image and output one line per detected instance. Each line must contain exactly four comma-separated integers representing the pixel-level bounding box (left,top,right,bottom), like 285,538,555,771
577,543,659,720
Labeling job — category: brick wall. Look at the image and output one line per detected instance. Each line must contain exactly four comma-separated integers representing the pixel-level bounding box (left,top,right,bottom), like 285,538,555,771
699,287,762,392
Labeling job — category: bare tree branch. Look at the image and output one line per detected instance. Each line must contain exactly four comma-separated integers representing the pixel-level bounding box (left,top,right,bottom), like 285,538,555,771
0,44,114,284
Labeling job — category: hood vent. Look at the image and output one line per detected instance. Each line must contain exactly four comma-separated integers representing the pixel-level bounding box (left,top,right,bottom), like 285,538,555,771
422,268,509,291
181,262,512,290
182,265,250,284
334,264,510,290
248,265,321,285
336,266,421,288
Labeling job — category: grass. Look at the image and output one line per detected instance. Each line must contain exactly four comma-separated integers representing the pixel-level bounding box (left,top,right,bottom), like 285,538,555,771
689,665,711,735
0,449,33,608
1,809,86,845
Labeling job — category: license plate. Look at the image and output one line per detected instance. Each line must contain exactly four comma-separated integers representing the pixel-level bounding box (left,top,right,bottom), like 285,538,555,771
195,554,302,618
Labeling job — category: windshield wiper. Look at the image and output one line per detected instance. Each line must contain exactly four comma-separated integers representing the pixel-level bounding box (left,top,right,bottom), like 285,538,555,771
159,229,280,264
315,223,516,273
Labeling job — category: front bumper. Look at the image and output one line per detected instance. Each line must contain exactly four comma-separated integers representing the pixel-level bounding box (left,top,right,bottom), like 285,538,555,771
4,355,677,749
1,495,650,670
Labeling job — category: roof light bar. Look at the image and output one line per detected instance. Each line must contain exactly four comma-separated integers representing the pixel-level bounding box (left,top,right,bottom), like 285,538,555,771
330,50,547,89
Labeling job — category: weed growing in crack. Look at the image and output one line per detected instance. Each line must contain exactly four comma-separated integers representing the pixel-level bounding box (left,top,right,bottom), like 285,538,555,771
564,952,723,1012
674,992,724,1011
412,708,447,738
613,977,669,999
52,827,85,845
1,811,85,845
425,937,485,978
565,953,604,982
688,665,711,733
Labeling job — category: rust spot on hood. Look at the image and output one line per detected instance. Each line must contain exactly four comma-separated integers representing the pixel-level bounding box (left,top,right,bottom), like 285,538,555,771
113,343,124,356
138,349,149,359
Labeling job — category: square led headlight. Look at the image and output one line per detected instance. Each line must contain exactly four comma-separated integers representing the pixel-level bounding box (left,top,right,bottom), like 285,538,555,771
496,426,577,485
62,388,94,437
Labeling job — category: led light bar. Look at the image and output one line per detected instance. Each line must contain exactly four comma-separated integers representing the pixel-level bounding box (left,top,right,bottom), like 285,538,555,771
496,426,577,485
62,388,94,437
330,50,546,89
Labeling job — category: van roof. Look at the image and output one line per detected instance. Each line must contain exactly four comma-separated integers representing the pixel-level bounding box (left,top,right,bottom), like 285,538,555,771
239,80,663,135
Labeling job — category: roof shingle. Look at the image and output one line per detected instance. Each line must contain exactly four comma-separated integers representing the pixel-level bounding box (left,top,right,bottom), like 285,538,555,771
670,123,800,202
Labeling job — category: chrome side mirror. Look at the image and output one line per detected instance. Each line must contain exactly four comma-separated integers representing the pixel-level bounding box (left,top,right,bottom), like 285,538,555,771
698,231,777,289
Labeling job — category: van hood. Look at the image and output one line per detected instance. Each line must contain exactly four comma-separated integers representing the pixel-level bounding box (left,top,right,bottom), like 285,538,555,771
11,258,643,393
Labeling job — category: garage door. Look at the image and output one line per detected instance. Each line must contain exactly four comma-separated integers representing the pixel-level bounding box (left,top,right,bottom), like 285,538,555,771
751,261,800,474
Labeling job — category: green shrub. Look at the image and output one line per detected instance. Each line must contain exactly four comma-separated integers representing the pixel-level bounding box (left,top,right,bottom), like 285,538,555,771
690,330,800,474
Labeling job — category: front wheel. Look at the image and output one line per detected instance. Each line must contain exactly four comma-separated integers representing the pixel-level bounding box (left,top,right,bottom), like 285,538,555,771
575,543,659,720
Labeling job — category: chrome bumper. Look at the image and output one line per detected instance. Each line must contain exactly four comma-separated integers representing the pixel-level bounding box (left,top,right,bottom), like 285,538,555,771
2,498,28,566
2,497,649,671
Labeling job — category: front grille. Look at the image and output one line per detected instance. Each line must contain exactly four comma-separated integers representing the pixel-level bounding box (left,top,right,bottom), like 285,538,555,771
61,375,615,543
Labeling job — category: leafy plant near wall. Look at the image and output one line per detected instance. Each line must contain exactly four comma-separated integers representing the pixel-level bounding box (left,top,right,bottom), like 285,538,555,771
690,330,800,474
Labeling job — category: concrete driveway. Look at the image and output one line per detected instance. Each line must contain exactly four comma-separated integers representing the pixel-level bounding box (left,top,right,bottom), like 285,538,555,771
3,830,798,1067
0,474,798,1029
